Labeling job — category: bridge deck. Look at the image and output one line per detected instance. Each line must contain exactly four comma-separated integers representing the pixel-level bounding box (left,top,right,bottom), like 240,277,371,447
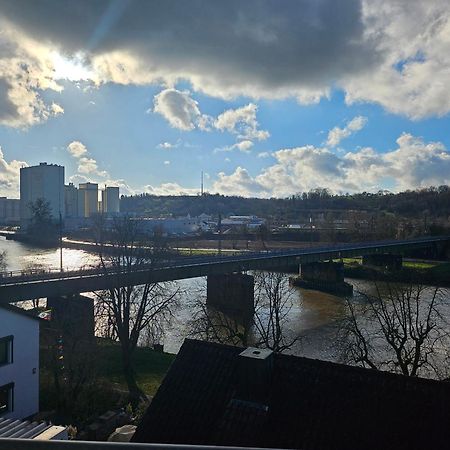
0,236,448,303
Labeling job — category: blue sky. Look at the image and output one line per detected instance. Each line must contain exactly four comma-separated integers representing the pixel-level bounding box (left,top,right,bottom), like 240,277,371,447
0,0,450,198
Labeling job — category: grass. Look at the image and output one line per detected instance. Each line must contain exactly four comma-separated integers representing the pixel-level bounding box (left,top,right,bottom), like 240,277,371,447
96,339,176,396
39,338,176,424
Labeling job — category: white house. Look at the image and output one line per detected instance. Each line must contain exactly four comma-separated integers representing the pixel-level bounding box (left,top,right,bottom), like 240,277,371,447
0,304,40,419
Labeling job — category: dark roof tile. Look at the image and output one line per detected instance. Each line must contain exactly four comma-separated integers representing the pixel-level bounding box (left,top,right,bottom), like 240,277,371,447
133,339,450,450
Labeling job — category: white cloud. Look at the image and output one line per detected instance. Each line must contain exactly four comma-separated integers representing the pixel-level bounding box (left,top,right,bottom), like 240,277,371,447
67,141,88,158
258,152,271,158
153,88,211,131
0,20,64,128
2,1,450,121
157,141,180,150
143,182,199,196
214,140,254,154
163,160,170,165
153,91,267,151
212,133,450,197
326,116,368,147
66,140,108,178
214,104,269,141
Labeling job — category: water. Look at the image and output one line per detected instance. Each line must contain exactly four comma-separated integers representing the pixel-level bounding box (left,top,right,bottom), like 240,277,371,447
1,237,448,372
0,236,98,272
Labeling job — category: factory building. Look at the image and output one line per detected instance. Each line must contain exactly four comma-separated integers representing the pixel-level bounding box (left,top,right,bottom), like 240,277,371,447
0,198,20,224
101,186,120,215
20,163,65,229
64,183,79,218
78,182,99,218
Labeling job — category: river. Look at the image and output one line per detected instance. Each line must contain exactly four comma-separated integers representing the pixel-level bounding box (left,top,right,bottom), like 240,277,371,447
1,237,447,367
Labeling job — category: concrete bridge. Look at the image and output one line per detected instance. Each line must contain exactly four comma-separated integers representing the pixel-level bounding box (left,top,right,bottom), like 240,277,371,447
0,235,448,304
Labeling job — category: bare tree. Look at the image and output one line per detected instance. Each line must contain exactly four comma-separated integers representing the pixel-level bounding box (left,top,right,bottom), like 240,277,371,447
189,272,299,353
340,283,450,378
95,217,178,405
253,271,300,353
189,294,252,347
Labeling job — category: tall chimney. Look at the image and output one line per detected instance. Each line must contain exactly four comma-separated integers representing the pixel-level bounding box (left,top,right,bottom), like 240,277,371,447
235,347,273,406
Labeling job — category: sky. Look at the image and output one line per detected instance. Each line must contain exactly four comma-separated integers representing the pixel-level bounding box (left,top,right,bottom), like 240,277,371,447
0,0,450,198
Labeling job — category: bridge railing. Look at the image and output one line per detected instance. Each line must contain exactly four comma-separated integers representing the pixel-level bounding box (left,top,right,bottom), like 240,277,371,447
0,235,448,286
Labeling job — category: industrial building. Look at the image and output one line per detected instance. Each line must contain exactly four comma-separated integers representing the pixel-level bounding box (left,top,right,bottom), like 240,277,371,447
101,186,120,215
19,163,65,229
64,183,78,218
77,182,99,218
0,198,20,224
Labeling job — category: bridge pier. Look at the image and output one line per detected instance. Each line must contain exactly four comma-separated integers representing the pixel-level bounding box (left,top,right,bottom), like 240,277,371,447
290,261,353,296
206,273,254,324
362,254,402,271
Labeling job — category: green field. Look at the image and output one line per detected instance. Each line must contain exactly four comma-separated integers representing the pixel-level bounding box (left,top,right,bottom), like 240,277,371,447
95,339,175,395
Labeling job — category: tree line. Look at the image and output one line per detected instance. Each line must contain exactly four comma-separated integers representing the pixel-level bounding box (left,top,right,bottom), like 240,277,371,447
120,186,450,221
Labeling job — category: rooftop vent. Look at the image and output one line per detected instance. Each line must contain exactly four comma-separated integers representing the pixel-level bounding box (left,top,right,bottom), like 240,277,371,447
235,347,273,406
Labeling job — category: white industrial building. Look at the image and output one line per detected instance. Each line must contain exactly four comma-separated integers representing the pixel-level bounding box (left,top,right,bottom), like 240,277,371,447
20,163,65,230
64,183,79,218
101,186,120,215
0,304,40,419
78,182,99,218
0,198,20,224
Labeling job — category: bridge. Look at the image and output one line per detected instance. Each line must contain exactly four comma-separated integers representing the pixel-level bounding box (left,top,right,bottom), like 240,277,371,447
0,235,448,304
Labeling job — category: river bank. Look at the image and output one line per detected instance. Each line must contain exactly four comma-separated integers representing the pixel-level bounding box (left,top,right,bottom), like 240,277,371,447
343,261,450,287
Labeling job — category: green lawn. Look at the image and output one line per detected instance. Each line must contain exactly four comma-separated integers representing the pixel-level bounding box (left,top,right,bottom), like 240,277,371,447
96,339,176,396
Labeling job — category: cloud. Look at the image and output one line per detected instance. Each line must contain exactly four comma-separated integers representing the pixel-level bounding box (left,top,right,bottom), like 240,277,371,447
326,116,368,147
66,140,108,178
0,146,28,197
143,182,199,196
212,133,450,197
153,88,212,131
67,141,88,158
163,160,170,165
0,20,64,128
214,140,254,154
157,141,180,150
153,91,267,151
2,1,450,124
214,104,269,141
341,1,450,119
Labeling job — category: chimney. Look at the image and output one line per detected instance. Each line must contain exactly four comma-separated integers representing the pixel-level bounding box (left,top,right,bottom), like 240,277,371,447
235,347,273,406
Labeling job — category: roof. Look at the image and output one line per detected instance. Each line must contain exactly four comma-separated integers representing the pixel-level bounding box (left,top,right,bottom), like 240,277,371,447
0,418,51,439
133,339,450,450
0,303,41,322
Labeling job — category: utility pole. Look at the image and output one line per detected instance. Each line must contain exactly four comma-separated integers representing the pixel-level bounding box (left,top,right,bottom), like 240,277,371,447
59,211,63,271
201,171,204,196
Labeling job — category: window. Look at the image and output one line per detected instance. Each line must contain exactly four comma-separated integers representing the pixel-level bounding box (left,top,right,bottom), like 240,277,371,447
0,336,13,366
0,383,13,415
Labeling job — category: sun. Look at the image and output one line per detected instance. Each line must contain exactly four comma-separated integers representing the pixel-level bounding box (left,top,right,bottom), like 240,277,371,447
52,51,95,81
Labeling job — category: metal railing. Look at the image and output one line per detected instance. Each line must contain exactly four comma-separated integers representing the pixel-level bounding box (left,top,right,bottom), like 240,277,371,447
0,439,281,450
0,235,448,287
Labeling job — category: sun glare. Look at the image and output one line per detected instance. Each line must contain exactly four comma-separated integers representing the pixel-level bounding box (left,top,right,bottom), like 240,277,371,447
52,52,94,81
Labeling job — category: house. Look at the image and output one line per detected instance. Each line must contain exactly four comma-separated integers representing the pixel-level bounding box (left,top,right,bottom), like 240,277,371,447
0,304,40,419
133,339,450,450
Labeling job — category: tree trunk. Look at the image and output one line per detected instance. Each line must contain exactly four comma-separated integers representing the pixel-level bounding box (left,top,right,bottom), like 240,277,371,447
121,345,145,407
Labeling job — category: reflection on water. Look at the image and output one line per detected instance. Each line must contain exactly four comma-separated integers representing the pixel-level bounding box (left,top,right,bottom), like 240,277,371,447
163,275,354,356
0,236,98,272
2,236,447,368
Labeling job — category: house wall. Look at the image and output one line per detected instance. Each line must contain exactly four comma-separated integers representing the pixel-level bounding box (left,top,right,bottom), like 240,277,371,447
0,309,39,419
